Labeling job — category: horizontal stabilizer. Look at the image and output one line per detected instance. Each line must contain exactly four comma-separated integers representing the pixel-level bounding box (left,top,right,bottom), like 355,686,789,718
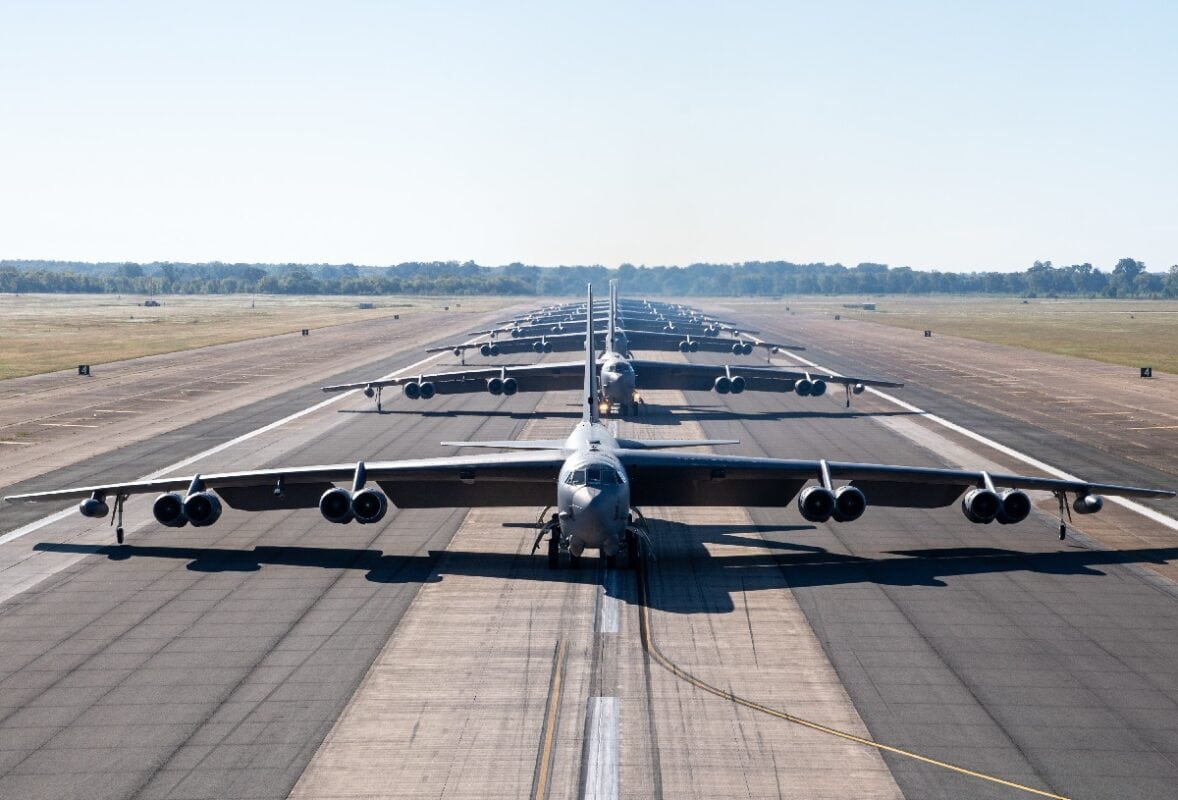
614,438,739,450
440,440,568,450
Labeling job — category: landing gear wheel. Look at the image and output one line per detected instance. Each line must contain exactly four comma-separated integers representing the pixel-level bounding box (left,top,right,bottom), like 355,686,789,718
116,526,125,545
547,531,560,570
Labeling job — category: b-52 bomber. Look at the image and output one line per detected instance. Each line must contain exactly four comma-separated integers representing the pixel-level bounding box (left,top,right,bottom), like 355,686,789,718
323,280,900,413
433,290,802,360
8,285,1172,567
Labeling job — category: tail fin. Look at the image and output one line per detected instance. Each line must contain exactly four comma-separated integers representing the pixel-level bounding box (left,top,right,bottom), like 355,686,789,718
607,279,618,354
584,283,599,424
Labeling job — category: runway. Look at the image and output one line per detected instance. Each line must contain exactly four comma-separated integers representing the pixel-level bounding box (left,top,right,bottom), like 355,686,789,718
2,304,1178,799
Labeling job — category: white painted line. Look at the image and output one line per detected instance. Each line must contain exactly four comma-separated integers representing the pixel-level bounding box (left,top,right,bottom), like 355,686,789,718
779,351,1178,533
598,571,619,634
584,696,619,800
2,344,466,547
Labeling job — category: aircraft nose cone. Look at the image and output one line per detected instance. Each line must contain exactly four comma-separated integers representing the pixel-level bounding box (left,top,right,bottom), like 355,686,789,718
570,486,616,548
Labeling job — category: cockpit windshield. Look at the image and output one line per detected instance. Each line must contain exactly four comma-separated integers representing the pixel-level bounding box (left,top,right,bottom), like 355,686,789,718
604,360,632,375
565,465,623,486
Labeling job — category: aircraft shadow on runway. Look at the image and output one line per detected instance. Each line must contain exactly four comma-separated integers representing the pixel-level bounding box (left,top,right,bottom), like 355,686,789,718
34,534,1178,615
336,405,919,425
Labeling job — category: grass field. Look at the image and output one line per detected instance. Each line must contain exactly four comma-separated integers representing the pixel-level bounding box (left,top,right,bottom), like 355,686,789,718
731,296,1178,374
0,294,509,380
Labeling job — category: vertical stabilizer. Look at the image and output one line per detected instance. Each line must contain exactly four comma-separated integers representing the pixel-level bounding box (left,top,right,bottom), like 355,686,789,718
607,279,618,354
584,284,599,424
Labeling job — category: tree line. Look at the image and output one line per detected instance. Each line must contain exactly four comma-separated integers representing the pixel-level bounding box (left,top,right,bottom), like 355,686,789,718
1,258,1176,298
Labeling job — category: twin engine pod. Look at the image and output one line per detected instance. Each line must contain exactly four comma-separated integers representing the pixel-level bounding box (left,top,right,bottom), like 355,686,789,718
150,491,224,528
677,340,700,353
532,340,554,353
318,486,389,524
730,341,754,355
712,375,746,394
797,485,867,523
961,488,1033,524
794,378,827,397
486,377,519,396
478,343,501,357
402,381,436,400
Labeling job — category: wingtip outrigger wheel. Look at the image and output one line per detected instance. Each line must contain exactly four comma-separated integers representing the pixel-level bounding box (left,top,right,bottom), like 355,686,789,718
111,493,128,544
1054,490,1072,540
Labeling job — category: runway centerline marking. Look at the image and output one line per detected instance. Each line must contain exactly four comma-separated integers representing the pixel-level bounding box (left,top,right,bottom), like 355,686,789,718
636,565,1071,800
774,352,1178,533
583,696,619,800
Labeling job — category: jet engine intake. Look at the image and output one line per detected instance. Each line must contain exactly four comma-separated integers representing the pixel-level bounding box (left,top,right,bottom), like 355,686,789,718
996,489,1031,524
502,377,518,396
961,488,1001,523
418,381,436,400
1073,494,1104,514
363,385,375,398
713,376,731,394
533,341,546,353
798,486,836,523
832,486,867,522
183,491,222,527
796,379,814,397
811,379,827,397
730,376,746,394
479,344,492,357
679,341,691,353
351,488,388,524
152,492,188,527
852,383,866,395
487,377,504,395
78,496,109,518
319,487,354,524
403,382,421,400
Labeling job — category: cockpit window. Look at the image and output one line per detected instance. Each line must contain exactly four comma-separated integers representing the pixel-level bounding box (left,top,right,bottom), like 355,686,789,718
564,465,623,485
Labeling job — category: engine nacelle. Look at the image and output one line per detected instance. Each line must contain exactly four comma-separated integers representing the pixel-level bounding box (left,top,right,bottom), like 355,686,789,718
1073,494,1104,514
852,383,865,395
489,344,501,356
418,381,436,400
730,342,743,355
832,486,867,522
730,376,746,394
796,379,813,397
811,379,827,397
713,376,731,394
961,488,1001,523
543,342,553,353
533,341,546,353
78,497,109,518
679,340,691,353
363,385,375,398
502,377,518,396
403,382,421,400
184,491,222,527
798,486,836,523
319,487,354,524
995,489,1031,524
479,344,492,357
152,492,188,527
453,348,463,357
351,488,388,524
487,377,504,395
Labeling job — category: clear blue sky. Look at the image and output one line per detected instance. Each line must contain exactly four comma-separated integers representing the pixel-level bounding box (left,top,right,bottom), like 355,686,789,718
2,1,1174,271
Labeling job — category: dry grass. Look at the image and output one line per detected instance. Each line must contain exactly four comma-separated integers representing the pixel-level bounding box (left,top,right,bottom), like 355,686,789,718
0,294,507,380
728,296,1178,374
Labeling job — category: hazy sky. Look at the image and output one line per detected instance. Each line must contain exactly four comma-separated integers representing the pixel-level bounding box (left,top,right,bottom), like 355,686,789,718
2,1,1175,271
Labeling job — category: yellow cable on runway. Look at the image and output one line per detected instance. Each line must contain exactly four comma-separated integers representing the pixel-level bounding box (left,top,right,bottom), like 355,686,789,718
635,566,1071,800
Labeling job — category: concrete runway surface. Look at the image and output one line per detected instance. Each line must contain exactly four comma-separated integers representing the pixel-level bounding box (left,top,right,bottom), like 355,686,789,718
1,306,1177,800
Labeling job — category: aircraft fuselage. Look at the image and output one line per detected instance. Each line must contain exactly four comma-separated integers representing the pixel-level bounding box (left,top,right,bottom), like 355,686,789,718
555,421,631,556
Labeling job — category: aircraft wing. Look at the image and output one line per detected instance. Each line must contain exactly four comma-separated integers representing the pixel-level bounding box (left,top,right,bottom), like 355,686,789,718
5,451,567,510
322,361,586,396
615,450,1174,507
624,330,805,354
628,360,903,392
